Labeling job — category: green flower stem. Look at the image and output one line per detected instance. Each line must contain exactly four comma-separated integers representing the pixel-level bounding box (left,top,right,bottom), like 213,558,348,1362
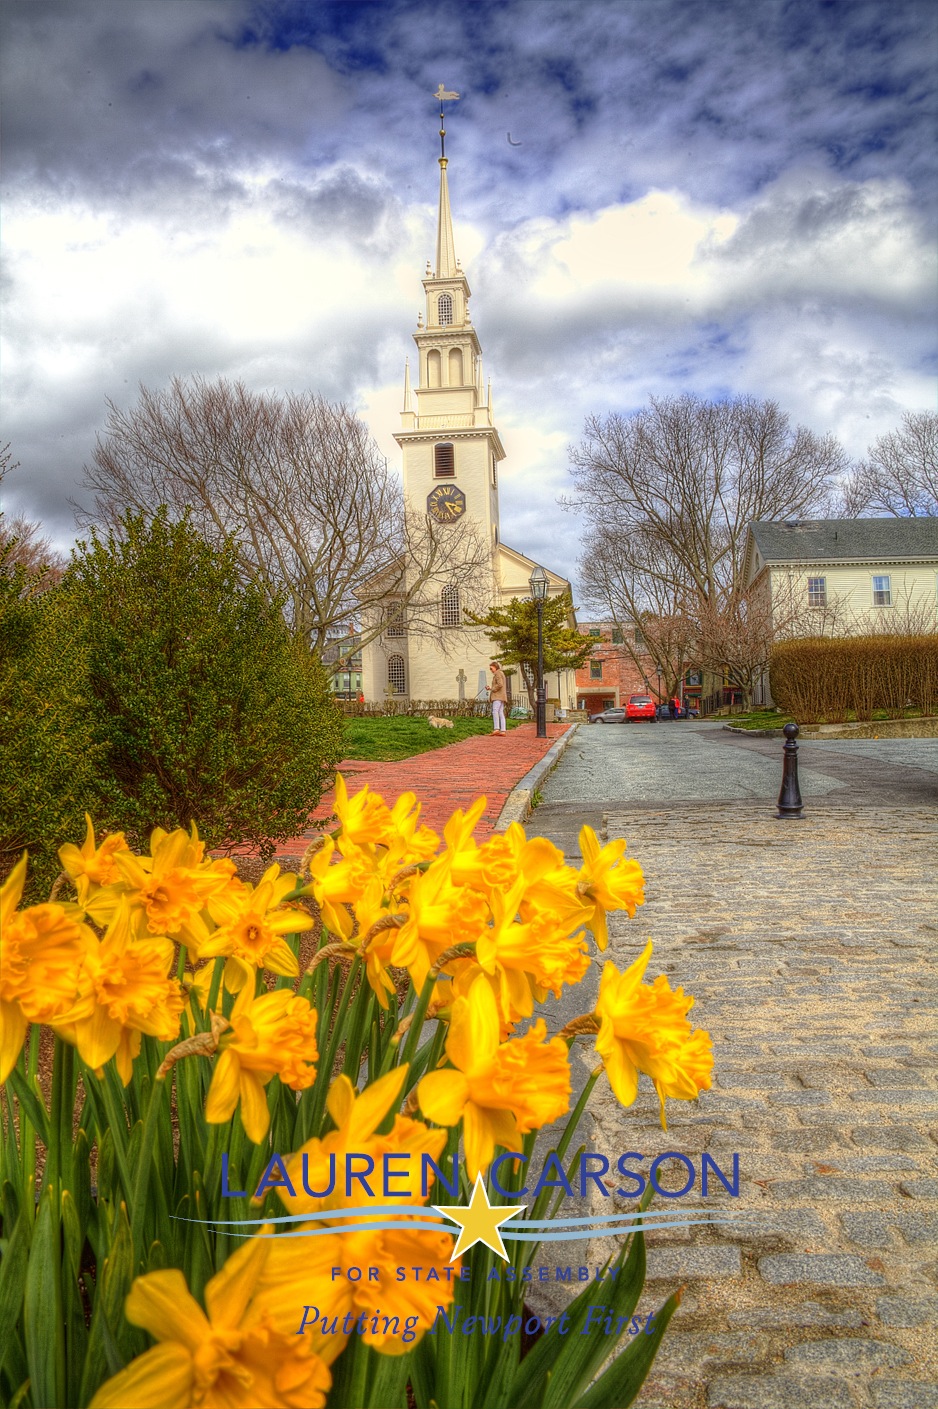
95,1067,134,1206
24,1022,41,1194
130,1074,166,1264
48,1037,67,1191
305,955,361,1135
55,1039,75,1193
398,972,435,1071
206,957,225,1018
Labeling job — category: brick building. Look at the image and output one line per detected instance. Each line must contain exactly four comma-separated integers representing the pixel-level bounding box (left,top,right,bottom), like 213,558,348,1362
574,623,657,714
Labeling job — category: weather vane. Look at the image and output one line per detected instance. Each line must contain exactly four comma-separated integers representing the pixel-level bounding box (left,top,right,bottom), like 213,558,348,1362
434,82,460,160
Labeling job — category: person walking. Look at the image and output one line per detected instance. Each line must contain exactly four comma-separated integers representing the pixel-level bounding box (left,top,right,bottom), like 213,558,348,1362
486,661,508,735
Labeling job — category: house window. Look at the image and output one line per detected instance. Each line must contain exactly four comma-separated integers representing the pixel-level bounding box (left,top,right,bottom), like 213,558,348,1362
590,660,603,679
387,654,406,695
434,443,455,477
441,585,461,627
589,628,601,639
438,294,453,326
612,627,624,644
872,574,892,607
386,602,406,637
634,628,645,648
807,576,826,609
491,455,497,487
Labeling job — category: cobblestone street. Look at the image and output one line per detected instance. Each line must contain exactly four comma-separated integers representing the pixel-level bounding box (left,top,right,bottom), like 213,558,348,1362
531,725,938,1409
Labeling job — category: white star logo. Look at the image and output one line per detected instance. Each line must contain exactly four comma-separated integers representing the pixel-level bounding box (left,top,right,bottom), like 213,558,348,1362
433,1173,526,1262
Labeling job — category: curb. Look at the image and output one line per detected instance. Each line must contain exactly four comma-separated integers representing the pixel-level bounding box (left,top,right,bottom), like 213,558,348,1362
493,723,580,831
722,724,786,737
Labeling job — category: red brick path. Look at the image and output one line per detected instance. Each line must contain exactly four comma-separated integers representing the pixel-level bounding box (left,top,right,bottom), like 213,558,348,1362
262,722,571,861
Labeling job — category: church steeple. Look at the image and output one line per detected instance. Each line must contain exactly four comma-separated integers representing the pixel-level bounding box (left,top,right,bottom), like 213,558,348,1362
435,156,458,278
394,86,505,554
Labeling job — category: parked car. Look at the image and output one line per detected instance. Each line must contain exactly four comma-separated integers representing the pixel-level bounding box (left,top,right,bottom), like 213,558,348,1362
589,706,626,724
625,694,657,722
656,702,688,720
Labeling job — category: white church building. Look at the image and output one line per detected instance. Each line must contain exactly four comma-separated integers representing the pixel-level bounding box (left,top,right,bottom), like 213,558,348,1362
360,101,577,709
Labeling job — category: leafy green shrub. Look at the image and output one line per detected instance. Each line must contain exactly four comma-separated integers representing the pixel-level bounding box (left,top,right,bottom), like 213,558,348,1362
0,558,103,895
66,510,344,856
770,634,938,722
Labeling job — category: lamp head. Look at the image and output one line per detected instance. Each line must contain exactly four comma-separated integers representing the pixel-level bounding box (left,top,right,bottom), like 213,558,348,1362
528,564,549,601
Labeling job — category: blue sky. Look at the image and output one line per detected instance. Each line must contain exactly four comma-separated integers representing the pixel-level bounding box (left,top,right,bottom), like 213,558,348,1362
1,0,936,585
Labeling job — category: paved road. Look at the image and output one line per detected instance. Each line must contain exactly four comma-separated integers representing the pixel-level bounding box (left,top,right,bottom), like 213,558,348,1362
527,723,938,1409
542,719,938,810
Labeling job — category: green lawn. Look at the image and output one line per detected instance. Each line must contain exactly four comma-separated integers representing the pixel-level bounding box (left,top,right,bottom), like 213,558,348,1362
725,706,930,730
722,709,795,730
341,713,523,761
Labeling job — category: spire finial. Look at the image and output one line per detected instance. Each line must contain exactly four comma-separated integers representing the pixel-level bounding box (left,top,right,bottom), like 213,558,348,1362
432,85,460,278
433,83,460,161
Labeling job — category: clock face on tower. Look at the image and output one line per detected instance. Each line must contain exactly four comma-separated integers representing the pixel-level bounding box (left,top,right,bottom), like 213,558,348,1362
426,484,466,523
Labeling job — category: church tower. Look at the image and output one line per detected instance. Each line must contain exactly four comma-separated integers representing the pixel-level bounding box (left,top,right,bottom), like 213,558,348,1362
359,89,577,710
395,111,505,566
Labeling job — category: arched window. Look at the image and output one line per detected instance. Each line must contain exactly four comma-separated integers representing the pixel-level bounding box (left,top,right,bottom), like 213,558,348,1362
387,654,406,694
434,442,455,477
448,347,464,385
441,586,461,628
385,602,405,637
438,293,454,326
427,349,441,387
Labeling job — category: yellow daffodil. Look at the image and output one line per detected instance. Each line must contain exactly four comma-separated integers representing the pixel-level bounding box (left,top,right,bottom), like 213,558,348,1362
387,789,440,860
418,975,570,1178
593,940,713,1128
58,815,132,923
89,1241,331,1408
476,878,590,1016
331,773,400,851
348,876,403,1008
277,1067,447,1219
53,900,185,1083
438,794,488,863
304,837,383,940
200,863,311,990
570,826,645,950
108,824,234,951
449,822,569,903
253,1221,457,1362
391,858,489,989
0,854,98,1081
205,978,318,1143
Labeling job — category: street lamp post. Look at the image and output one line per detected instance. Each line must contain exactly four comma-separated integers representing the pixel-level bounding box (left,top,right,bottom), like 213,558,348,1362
529,565,549,739
655,664,662,702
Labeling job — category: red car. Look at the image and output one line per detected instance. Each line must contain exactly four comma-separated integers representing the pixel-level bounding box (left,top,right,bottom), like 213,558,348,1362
625,693,657,722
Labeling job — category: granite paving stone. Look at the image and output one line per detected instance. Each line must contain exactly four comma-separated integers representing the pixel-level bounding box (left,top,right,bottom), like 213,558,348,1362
757,1254,886,1287
528,725,937,1407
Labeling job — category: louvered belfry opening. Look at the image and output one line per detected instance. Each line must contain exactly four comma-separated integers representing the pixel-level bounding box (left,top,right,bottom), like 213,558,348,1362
434,442,455,477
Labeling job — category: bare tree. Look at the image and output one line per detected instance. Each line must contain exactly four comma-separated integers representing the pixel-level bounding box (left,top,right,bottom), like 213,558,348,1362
579,526,698,697
76,377,489,667
570,394,848,698
0,447,66,588
840,411,938,518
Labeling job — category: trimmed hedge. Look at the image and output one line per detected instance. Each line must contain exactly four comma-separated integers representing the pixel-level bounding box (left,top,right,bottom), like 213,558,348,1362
337,698,491,718
769,634,938,723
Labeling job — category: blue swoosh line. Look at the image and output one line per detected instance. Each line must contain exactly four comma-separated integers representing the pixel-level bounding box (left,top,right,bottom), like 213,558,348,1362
172,1204,754,1230
201,1214,753,1241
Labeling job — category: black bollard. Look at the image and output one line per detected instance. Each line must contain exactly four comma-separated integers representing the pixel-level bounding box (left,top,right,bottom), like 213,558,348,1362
775,722,804,819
